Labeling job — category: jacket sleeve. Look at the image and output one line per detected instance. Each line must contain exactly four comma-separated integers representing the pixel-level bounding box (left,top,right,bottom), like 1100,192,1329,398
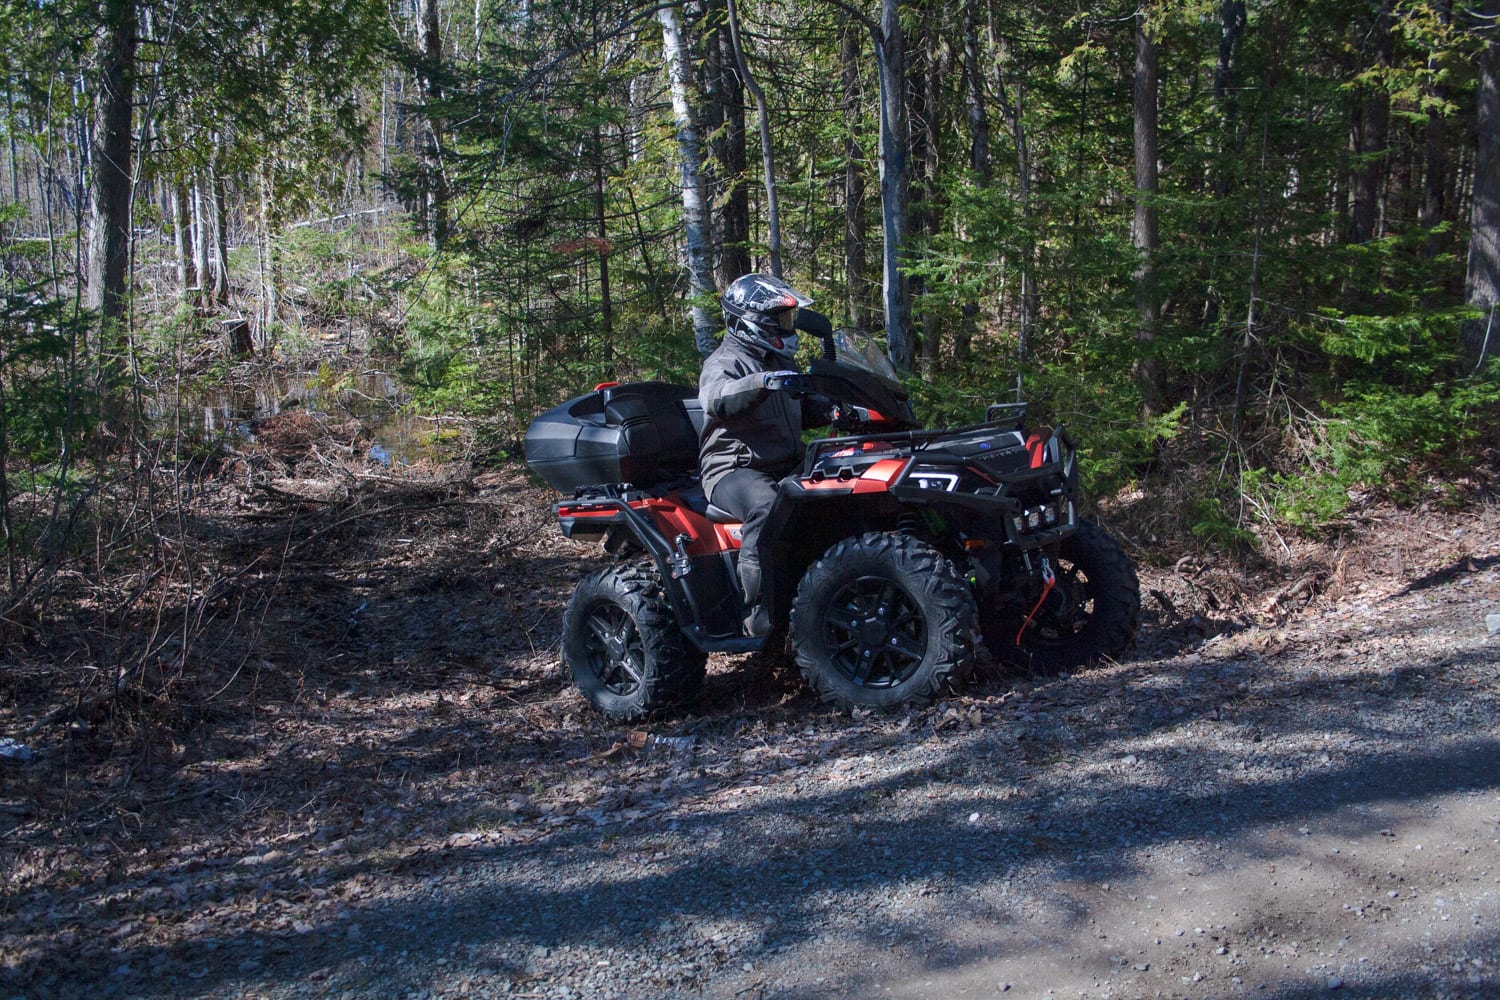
699,360,767,418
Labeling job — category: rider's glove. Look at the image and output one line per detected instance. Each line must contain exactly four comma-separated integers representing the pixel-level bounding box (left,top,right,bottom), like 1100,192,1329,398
832,404,871,430
761,370,801,391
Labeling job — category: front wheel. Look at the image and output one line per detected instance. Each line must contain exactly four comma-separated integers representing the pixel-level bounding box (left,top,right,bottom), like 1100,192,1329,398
989,520,1140,672
561,563,706,720
791,533,977,711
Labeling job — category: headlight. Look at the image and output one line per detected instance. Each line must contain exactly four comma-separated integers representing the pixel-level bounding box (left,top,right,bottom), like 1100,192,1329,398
1013,498,1071,536
906,462,992,492
909,470,959,491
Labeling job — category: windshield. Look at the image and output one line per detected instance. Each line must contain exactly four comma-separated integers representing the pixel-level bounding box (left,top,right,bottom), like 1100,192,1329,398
832,329,901,382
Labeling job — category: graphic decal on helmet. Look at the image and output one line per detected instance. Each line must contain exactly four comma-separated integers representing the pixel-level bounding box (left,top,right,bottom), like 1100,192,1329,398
721,273,813,362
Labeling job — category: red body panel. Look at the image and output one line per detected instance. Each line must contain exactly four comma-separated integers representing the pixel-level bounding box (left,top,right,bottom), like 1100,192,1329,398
798,457,909,494
635,498,741,555
613,455,910,557
1026,432,1046,469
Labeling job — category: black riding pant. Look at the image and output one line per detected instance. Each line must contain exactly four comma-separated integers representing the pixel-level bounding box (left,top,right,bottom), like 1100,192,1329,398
708,468,779,609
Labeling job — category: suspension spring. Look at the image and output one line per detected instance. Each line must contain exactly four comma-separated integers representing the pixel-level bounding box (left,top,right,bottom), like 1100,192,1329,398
897,511,920,536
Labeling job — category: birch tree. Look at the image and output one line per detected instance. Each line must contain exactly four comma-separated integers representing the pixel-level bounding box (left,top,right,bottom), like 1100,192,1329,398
658,3,719,357
833,0,913,369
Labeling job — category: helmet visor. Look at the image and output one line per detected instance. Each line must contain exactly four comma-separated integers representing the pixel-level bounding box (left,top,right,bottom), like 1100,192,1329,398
775,307,798,332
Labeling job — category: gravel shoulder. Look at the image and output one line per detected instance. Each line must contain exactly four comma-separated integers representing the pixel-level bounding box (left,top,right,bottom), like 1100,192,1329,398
2,462,1497,1000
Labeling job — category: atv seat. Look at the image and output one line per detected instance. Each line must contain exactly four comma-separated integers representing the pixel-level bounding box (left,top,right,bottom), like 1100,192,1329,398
675,483,740,524
704,503,738,524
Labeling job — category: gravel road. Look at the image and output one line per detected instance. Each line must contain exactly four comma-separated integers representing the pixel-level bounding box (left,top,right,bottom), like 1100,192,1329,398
6,500,1498,1000
217,537,1500,997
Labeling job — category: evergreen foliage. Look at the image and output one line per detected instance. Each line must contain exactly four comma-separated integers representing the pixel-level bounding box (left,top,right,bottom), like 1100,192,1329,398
0,0,1496,580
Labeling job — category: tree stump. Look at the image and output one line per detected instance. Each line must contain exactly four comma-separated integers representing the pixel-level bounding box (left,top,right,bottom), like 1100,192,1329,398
220,318,253,358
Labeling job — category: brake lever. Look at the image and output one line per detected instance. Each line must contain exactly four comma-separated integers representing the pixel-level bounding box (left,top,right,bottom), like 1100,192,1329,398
833,404,870,431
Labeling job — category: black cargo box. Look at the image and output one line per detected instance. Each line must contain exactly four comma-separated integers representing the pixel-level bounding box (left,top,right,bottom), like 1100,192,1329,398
524,381,706,493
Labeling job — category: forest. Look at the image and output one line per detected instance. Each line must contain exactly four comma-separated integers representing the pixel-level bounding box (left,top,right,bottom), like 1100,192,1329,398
2,0,1499,638
6,5,1500,993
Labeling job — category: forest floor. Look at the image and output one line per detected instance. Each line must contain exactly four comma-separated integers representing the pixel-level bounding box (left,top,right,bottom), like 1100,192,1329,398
2,407,1499,1000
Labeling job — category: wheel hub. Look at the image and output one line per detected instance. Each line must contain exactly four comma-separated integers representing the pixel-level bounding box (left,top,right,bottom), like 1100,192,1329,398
584,605,644,695
858,615,890,648
600,623,631,660
822,577,926,688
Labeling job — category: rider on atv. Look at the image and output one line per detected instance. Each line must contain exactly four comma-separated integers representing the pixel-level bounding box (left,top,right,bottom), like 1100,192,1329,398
524,277,1139,718
699,274,835,637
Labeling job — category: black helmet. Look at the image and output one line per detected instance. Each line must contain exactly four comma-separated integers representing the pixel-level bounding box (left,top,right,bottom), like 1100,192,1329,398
721,273,812,361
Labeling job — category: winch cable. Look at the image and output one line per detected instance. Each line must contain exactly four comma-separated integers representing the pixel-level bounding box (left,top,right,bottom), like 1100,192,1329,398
1015,557,1058,647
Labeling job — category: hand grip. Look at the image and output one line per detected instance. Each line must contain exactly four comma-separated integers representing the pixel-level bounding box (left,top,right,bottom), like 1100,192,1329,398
763,372,811,394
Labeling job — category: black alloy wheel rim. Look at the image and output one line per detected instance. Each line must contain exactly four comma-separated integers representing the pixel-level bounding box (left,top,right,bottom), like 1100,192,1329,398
821,576,927,688
1035,560,1093,641
583,603,645,696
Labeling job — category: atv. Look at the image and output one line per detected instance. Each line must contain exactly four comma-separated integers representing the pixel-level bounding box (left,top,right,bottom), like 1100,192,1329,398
524,314,1140,719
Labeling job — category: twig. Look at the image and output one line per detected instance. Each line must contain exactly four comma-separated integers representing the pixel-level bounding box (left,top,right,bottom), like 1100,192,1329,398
1264,572,1327,613
75,787,215,834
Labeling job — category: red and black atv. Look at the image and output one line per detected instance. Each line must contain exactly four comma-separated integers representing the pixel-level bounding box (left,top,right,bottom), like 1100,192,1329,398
524,317,1140,719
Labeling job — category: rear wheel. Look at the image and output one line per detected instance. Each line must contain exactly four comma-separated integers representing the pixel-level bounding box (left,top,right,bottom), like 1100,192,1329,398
562,563,706,720
990,520,1140,671
791,533,976,711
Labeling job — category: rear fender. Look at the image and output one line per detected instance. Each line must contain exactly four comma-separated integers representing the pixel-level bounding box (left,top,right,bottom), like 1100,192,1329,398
637,498,741,557
553,494,757,654
556,495,737,555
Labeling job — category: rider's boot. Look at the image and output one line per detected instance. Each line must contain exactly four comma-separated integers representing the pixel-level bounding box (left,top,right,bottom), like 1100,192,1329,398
739,555,769,636
743,603,771,637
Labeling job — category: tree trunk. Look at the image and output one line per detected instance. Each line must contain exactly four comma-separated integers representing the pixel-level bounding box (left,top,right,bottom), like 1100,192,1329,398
658,4,719,356
874,0,911,370
841,27,869,330
1133,10,1164,418
1214,0,1246,108
257,164,278,347
221,318,253,358
963,0,989,187
191,175,210,310
209,166,231,307
956,0,988,364
994,32,1036,399
910,12,942,373
1212,0,1246,205
593,124,614,364
85,0,137,334
1422,0,1453,265
710,19,751,284
1349,0,1392,245
173,183,196,297
1463,0,1500,365
416,0,449,251
5,84,19,204
724,0,782,279
1234,115,1271,439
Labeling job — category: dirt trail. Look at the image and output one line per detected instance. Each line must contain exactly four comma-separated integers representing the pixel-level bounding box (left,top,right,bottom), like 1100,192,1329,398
1,461,1497,1000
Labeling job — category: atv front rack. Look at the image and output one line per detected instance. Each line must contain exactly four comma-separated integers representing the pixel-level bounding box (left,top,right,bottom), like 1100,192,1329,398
797,417,1081,550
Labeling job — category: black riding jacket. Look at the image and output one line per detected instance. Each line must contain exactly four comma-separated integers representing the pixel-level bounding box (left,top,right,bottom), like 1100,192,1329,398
697,336,833,502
